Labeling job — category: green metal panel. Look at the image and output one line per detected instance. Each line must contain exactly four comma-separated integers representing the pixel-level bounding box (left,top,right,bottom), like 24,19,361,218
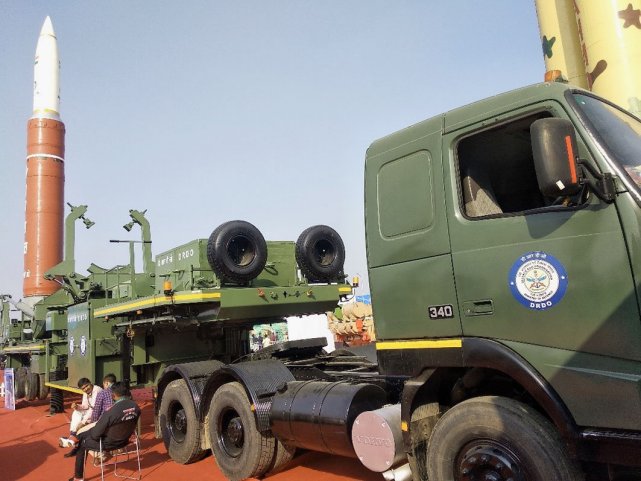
370,255,461,340
66,299,115,385
365,119,459,340
93,337,120,357
30,353,47,372
443,97,641,362
155,239,213,291
0,301,9,344
67,303,94,385
365,118,449,269
443,82,571,133
505,340,641,430
608,186,641,322
133,334,146,366
216,284,348,320
155,239,298,292
378,152,435,239
96,357,123,384
450,203,640,358
254,241,298,287
94,284,348,322
140,329,213,365
45,311,66,331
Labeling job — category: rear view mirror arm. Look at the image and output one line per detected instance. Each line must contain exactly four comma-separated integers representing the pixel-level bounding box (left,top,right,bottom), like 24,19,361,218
578,159,616,203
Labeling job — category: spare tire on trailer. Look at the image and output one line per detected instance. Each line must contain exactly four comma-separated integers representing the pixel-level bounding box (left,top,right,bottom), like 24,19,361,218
207,220,267,284
295,225,345,282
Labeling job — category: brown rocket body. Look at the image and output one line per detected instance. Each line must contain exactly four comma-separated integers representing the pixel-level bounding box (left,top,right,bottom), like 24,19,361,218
23,17,65,298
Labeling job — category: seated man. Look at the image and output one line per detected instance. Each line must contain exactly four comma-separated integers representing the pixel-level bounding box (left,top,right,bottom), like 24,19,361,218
66,373,117,445
66,381,141,481
60,378,102,448
90,373,116,424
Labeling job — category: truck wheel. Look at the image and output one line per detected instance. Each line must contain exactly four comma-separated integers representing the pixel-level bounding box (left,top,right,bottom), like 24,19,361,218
207,220,267,284
295,225,345,282
158,379,206,464
267,441,296,475
24,371,39,401
426,396,582,481
208,382,275,481
14,366,27,399
37,373,50,400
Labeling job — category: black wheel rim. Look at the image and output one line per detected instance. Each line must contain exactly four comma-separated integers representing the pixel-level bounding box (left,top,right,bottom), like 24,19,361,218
227,235,255,267
217,406,244,458
169,401,188,443
312,239,335,267
455,439,526,481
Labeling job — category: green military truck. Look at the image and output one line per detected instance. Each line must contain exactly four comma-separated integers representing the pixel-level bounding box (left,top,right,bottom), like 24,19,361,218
155,81,641,481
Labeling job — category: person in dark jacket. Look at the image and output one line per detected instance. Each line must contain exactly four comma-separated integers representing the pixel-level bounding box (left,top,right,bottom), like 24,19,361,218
66,381,141,481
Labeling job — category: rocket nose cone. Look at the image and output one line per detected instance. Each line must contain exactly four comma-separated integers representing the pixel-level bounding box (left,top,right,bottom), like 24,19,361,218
40,16,56,38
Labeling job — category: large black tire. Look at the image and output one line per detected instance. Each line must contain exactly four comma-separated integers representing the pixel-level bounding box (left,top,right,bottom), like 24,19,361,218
208,382,275,481
37,373,50,400
24,370,39,401
158,379,206,464
295,225,345,282
14,366,27,399
426,396,583,481
207,220,267,284
267,440,296,475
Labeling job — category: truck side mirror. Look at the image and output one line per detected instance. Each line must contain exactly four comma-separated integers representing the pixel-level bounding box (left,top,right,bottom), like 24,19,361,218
531,118,581,197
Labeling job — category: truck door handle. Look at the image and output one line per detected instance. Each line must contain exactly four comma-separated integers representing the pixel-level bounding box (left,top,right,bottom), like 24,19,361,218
463,300,494,316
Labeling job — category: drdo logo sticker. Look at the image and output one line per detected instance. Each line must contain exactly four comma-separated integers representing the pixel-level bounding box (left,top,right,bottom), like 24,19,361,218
509,251,568,310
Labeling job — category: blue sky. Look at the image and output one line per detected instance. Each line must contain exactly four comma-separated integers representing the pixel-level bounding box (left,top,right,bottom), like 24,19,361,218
0,2,544,297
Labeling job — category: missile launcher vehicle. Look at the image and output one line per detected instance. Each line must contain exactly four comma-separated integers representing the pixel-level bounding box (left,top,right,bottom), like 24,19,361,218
1,206,351,411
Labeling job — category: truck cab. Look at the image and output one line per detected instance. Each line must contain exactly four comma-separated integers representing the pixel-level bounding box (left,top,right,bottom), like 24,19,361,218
365,81,641,476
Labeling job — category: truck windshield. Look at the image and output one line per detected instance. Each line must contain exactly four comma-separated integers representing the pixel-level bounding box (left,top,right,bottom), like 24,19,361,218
572,93,641,189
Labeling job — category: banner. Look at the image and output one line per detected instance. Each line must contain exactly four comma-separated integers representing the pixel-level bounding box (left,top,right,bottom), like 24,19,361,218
3,368,15,410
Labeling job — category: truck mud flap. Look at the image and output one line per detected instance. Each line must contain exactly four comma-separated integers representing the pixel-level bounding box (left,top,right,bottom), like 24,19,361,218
206,359,295,432
156,360,224,419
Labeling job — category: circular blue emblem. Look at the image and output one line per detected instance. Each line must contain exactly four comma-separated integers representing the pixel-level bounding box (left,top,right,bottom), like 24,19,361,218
509,251,568,310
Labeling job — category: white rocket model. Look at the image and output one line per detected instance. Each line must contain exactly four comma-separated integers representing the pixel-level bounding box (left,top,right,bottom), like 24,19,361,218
24,16,65,298
32,16,60,120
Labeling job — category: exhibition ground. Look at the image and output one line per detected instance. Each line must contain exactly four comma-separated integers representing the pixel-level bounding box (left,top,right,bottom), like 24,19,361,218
0,371,378,481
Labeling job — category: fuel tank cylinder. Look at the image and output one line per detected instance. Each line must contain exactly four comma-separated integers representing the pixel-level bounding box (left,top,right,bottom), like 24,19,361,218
270,380,387,457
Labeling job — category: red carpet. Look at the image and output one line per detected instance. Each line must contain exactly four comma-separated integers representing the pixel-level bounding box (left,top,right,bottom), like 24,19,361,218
0,371,379,481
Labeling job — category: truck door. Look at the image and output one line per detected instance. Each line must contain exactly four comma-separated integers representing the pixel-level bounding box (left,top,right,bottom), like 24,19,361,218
444,106,641,362
366,119,461,341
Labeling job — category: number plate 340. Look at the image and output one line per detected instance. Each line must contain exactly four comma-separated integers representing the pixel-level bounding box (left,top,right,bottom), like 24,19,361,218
428,304,454,319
